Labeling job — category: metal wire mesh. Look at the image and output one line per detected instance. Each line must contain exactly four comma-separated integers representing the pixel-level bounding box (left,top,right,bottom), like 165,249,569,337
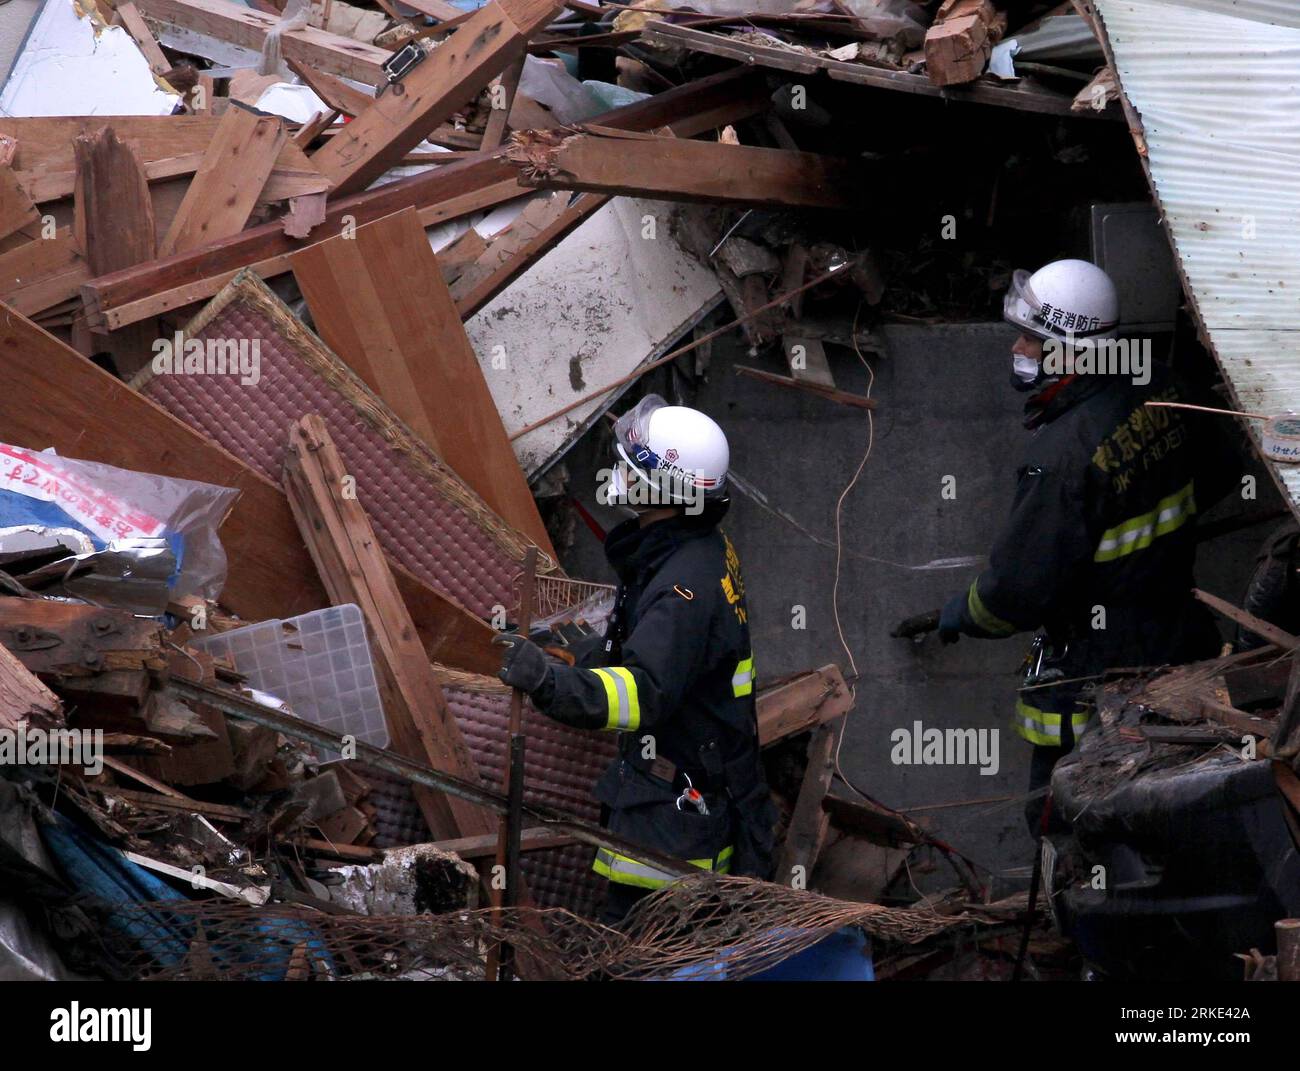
530,575,615,620
105,875,968,981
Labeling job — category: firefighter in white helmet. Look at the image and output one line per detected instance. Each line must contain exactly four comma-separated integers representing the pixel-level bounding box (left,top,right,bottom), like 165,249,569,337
921,258,1233,834
497,395,775,924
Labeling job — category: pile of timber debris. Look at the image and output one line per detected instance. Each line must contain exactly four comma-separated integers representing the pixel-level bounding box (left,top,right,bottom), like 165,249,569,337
0,0,1104,980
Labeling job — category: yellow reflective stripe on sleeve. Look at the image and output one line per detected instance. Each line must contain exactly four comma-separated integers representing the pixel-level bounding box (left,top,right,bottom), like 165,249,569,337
607,666,640,732
591,668,621,731
1013,698,1063,747
1093,480,1197,563
592,845,734,889
1071,708,1094,738
967,580,1017,637
732,655,755,697
592,666,640,731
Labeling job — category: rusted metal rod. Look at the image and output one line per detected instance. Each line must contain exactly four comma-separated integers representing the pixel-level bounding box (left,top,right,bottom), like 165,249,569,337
491,546,539,981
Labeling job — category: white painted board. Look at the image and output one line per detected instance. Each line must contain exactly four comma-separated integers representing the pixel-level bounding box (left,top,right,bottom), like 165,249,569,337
465,198,723,478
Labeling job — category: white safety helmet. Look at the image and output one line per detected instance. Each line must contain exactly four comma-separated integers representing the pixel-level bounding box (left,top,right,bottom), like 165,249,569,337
1003,258,1120,342
609,394,729,506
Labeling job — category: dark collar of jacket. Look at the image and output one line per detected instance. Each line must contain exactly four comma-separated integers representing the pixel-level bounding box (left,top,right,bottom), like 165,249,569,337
1023,372,1115,430
603,505,726,585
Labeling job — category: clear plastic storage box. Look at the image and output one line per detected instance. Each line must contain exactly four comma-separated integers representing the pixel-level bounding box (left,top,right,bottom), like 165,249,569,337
194,604,388,753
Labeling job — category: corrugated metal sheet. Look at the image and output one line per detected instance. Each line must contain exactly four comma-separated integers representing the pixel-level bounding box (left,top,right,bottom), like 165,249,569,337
1094,0,1300,506
1164,0,1300,29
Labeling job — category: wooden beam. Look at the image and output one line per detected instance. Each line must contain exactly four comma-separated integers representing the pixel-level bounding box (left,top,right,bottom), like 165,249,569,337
924,0,1005,88
774,718,839,887
283,415,495,840
132,0,391,84
506,128,863,210
1193,588,1300,652
311,0,566,196
79,67,768,329
289,207,556,556
482,57,526,150
756,664,854,746
115,1,173,79
642,20,1100,120
159,107,287,257
0,304,500,676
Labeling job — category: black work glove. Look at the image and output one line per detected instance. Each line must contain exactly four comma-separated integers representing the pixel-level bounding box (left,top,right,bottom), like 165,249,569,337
938,593,965,645
494,633,551,693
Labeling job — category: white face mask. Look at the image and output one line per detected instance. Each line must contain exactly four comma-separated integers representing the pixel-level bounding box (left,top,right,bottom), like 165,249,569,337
1012,354,1041,383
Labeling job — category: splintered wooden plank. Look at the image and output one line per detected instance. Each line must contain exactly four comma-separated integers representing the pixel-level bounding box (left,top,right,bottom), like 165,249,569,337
924,0,1002,88
283,414,494,841
132,0,390,83
289,207,557,557
72,127,159,375
507,129,863,210
0,303,500,675
159,107,287,256
0,168,38,242
311,0,565,196
73,128,156,276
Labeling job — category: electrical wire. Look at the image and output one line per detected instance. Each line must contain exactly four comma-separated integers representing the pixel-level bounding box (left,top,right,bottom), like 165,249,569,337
823,301,988,897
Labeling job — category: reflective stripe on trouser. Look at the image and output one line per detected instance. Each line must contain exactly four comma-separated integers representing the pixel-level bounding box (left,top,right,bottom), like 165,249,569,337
592,666,640,731
1014,698,1093,747
732,654,755,697
593,845,734,889
967,580,1017,637
1093,480,1196,563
